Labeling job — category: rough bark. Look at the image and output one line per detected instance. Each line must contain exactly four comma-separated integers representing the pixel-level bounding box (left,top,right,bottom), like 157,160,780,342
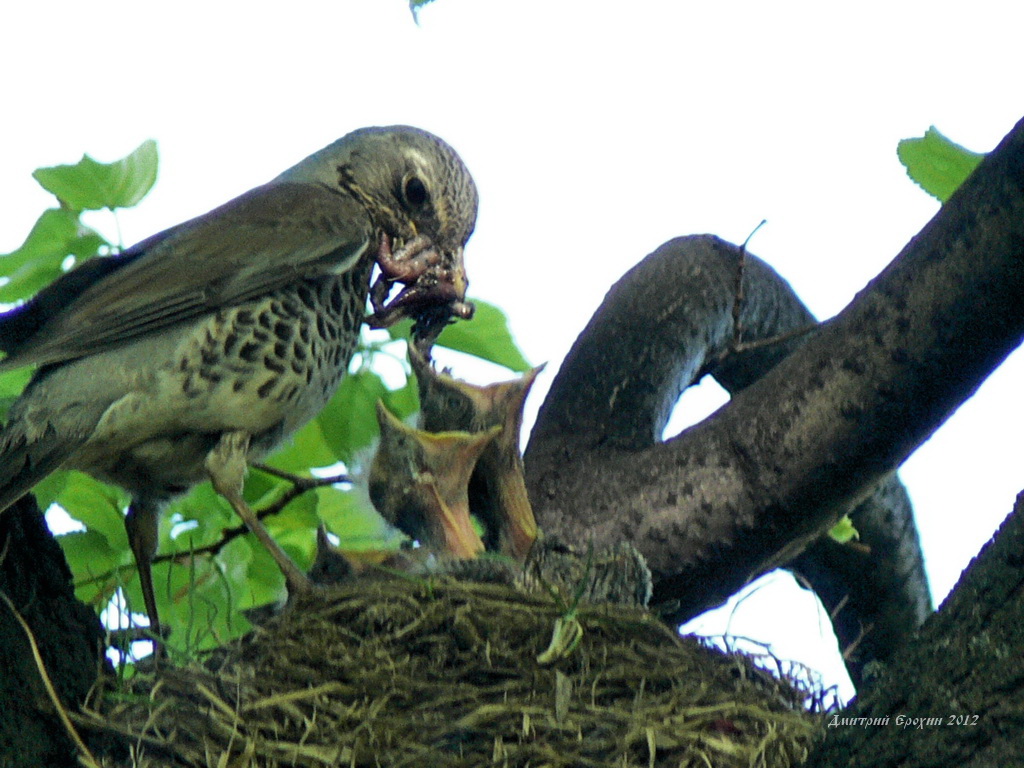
707,273,932,684
807,493,1024,767
0,494,105,768
525,115,1024,629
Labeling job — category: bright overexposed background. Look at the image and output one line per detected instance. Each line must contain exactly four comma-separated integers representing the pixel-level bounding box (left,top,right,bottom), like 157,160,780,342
3,1,1023,702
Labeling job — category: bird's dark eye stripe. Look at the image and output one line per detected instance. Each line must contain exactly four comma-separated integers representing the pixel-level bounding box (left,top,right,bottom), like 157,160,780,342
403,176,429,207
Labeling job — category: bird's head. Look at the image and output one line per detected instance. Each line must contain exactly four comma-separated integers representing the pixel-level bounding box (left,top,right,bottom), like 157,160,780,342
279,126,479,343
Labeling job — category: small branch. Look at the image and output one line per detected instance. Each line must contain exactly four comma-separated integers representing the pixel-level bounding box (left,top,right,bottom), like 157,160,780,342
76,468,352,588
729,219,766,352
251,463,350,489
156,468,350,563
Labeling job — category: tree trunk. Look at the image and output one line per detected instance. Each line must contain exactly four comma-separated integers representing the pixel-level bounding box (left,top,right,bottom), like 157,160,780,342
0,495,105,768
807,492,1024,766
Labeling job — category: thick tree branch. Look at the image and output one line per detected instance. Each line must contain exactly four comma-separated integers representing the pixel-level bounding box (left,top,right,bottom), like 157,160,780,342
717,258,932,685
807,495,1024,766
526,115,1024,625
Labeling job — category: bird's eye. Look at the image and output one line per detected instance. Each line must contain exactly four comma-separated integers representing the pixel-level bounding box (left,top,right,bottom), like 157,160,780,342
403,176,430,208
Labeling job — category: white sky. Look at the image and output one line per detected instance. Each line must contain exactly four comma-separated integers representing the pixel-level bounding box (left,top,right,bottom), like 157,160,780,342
3,1,1023,700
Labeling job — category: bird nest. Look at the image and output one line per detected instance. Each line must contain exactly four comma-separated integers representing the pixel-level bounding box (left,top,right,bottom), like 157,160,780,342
78,576,823,767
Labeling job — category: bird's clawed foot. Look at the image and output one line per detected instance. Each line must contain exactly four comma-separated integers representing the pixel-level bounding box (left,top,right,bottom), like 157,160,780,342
206,431,312,598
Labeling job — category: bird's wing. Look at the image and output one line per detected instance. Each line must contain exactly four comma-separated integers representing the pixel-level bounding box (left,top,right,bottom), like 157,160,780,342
0,182,372,371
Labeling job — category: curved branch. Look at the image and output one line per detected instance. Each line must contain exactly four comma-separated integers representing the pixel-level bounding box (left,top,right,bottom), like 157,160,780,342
714,258,932,686
159,468,350,562
526,115,1024,626
528,236,815,453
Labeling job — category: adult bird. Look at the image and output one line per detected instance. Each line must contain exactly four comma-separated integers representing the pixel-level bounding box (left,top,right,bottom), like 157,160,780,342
0,125,479,637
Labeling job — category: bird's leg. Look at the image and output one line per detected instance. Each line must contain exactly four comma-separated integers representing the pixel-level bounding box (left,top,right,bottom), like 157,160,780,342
206,431,311,597
124,498,163,643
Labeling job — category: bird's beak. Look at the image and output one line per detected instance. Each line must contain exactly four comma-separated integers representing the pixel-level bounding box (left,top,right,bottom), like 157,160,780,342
367,235,474,330
446,245,468,301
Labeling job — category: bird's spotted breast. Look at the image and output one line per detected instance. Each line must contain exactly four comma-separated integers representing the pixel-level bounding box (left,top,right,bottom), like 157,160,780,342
176,253,374,446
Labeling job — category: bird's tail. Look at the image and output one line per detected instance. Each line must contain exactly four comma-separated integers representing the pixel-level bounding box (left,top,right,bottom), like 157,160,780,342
0,423,75,514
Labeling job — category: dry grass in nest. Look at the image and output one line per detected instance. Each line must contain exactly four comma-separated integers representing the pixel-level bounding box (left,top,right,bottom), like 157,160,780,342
77,576,823,767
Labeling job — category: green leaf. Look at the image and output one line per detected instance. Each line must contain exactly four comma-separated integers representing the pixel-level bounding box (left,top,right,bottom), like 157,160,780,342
32,470,69,512
317,368,389,462
0,367,32,400
268,490,319,535
316,486,398,548
897,127,984,203
238,538,287,605
58,529,124,607
0,207,77,272
409,0,437,22
388,299,531,372
32,139,158,211
241,468,286,507
165,483,235,545
437,300,531,371
55,472,128,548
0,208,106,302
0,367,33,421
266,417,340,472
158,541,250,653
827,515,860,544
382,373,419,420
